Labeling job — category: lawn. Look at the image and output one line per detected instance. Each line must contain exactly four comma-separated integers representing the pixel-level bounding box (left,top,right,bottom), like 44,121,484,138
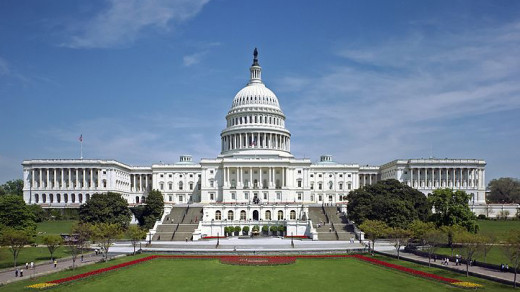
1,255,514,292
0,247,73,270
36,220,77,235
435,219,520,266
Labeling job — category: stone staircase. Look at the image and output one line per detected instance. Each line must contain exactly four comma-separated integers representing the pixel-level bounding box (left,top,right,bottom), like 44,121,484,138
309,206,355,241
152,206,201,241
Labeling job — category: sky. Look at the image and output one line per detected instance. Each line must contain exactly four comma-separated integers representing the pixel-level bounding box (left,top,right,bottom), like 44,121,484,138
0,0,519,184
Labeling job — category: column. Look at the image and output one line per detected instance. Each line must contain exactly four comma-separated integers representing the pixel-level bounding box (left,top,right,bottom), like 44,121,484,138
53,169,57,189
45,168,49,189
282,167,285,187
31,169,35,189
369,174,372,185
82,168,86,189
145,175,149,191
410,168,413,187
68,168,72,188
61,168,64,189
139,175,143,192
249,167,253,188
259,167,263,188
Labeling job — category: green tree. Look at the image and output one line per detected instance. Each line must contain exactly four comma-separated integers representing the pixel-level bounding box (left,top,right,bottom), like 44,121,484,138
359,220,389,254
456,231,484,277
127,225,146,255
79,192,131,228
90,223,123,262
269,225,277,235
487,177,520,204
142,190,164,229
388,227,412,260
423,228,447,267
234,226,241,236
0,179,24,196
27,204,47,222
503,229,520,288
243,226,250,235
409,220,436,246
0,195,36,231
440,225,466,256
480,234,495,264
428,188,478,233
42,234,63,261
347,179,430,228
0,227,32,267
69,223,92,269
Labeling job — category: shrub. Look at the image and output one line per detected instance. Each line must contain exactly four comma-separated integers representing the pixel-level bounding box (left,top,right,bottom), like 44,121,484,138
269,225,278,234
477,214,486,220
262,225,269,234
243,226,250,235
252,225,260,232
234,226,241,235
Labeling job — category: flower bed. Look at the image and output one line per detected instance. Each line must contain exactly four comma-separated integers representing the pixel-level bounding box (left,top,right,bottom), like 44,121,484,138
220,256,296,266
28,254,481,289
285,235,309,239
201,236,227,239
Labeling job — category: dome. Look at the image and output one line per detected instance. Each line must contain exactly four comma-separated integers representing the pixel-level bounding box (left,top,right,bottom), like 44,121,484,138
231,83,280,109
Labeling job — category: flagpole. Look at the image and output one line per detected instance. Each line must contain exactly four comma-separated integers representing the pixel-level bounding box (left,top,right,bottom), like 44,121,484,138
80,140,83,159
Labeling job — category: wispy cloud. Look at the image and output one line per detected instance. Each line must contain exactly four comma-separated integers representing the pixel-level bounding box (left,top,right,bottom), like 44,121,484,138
183,41,220,66
62,0,210,49
280,21,520,164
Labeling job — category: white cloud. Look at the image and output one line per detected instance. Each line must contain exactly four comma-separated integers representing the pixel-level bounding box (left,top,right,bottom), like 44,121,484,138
280,21,520,165
183,52,206,67
62,0,210,49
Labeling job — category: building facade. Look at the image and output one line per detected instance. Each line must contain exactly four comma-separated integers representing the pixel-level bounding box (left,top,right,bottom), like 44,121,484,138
22,50,489,238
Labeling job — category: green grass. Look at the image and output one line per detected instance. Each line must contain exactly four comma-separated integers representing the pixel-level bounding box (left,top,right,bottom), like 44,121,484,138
477,220,520,241
35,220,77,244
0,255,514,292
0,247,73,270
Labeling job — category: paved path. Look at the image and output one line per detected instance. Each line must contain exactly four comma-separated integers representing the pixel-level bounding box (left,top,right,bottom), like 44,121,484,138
376,248,518,286
0,253,105,285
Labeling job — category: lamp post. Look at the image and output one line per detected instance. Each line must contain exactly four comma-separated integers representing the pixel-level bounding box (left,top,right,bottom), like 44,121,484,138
291,232,294,248
216,232,220,248
148,232,152,245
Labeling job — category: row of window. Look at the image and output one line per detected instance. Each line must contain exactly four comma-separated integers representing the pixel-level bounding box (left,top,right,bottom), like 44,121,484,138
228,114,284,127
34,193,90,204
214,210,296,220
310,181,352,190
159,181,199,191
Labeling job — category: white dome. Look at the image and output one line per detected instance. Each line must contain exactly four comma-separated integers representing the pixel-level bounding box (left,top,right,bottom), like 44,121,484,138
231,83,280,109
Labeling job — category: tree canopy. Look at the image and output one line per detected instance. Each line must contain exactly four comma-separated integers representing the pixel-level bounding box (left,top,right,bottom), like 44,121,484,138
0,194,36,231
0,179,24,196
79,192,131,228
131,190,164,229
428,188,478,233
487,177,520,204
347,179,431,228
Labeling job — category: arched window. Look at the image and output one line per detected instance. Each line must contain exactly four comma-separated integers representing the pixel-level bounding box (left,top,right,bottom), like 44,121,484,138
329,181,333,190
57,194,61,203
215,210,221,220
240,210,246,220
178,181,183,190
71,193,76,203
42,194,47,203
49,194,54,203
136,196,140,204
35,193,39,203
86,194,90,201
277,210,284,220
141,196,146,203
265,210,271,220
79,193,83,203
228,210,234,220
290,210,296,220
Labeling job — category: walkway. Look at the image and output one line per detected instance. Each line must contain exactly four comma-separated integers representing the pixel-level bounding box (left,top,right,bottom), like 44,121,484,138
0,253,105,285
376,247,518,286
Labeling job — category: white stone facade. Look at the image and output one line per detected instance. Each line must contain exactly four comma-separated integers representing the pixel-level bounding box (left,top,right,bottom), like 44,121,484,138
21,50,489,238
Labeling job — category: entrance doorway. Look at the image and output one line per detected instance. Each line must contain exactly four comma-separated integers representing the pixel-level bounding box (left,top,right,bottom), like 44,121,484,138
253,210,259,220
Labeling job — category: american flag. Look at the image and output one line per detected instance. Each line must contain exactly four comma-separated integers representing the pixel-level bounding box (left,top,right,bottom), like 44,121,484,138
79,134,83,142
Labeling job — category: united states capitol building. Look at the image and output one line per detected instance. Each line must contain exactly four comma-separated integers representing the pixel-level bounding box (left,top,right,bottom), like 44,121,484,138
22,50,492,240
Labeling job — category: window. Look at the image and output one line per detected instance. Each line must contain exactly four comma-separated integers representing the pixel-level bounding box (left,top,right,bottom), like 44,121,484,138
160,174,164,178
276,192,281,200
35,194,39,203
228,210,234,220
168,183,172,190
190,174,193,178
319,174,322,178
278,210,284,220
298,170,302,174
297,180,302,187
339,183,343,190
329,181,333,190
265,210,271,220
210,193,214,200
210,170,214,174
189,183,193,190
348,174,351,178
244,192,249,199
339,174,343,178
290,210,296,220
160,183,164,190
310,195,314,201
210,180,214,187
240,210,246,220
263,192,268,200
310,183,314,190
169,174,172,177
231,193,236,200
310,174,314,178
215,210,221,220
103,171,106,175
179,181,184,190
347,183,351,190
298,193,302,200
329,174,332,178
169,195,172,201
318,183,322,190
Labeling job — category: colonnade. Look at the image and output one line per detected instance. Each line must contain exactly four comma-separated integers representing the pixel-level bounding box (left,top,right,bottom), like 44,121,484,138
221,132,290,152
130,174,151,192
223,166,287,189
409,167,484,189
30,168,99,190
359,173,378,187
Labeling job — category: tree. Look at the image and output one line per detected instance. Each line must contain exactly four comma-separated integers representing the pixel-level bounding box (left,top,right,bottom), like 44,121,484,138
234,226,241,236
243,226,250,235
127,225,146,255
0,195,36,231
440,225,466,256
409,220,436,246
27,204,47,223
487,177,520,204
42,234,63,261
90,223,123,262
428,188,478,233
0,228,32,267
388,227,412,260
480,234,495,264
79,192,131,229
423,228,447,267
503,229,520,288
142,190,164,229
69,223,92,269
456,231,484,277
359,220,389,254
347,179,431,228
269,225,277,235
0,179,24,196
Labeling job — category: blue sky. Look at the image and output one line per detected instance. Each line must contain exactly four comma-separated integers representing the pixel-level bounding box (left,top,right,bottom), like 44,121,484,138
0,0,519,184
